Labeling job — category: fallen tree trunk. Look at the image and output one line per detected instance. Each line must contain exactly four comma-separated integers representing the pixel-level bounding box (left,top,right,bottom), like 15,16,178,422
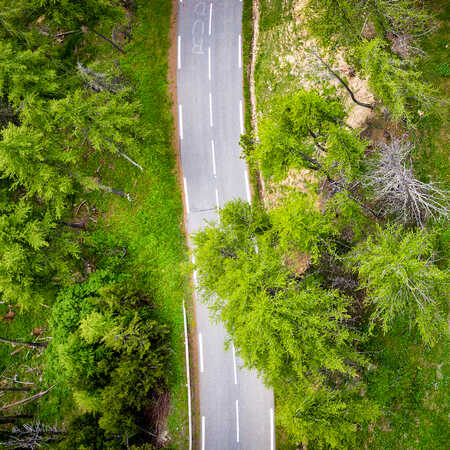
0,386,55,411
0,337,48,349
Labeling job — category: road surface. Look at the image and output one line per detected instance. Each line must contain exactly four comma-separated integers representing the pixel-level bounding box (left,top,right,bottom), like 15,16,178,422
177,1,274,449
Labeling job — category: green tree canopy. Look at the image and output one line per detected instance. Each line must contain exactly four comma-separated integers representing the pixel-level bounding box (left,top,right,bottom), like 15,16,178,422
0,183,79,309
346,224,448,345
355,38,437,125
193,200,379,447
48,275,170,437
252,89,366,181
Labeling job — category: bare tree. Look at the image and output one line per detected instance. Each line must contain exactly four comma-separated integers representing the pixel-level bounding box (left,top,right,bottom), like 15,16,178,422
77,62,123,93
0,421,64,448
0,337,48,349
365,138,448,226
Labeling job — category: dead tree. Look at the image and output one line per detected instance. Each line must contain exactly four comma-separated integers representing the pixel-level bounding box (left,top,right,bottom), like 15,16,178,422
365,138,448,226
0,386,55,411
0,422,64,448
77,62,123,93
0,337,48,349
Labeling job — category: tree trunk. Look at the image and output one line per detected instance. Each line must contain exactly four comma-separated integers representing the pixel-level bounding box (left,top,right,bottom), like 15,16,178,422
59,221,86,230
0,337,48,349
96,181,132,201
86,27,126,54
0,385,55,411
311,51,373,109
290,147,381,218
119,151,144,171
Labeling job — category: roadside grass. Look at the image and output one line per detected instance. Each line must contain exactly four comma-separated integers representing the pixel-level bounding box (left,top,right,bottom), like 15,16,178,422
242,0,253,136
359,325,450,448
254,0,295,113
242,0,263,203
103,0,189,446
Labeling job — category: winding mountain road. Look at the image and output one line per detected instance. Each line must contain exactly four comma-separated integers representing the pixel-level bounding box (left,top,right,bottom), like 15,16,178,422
177,1,274,449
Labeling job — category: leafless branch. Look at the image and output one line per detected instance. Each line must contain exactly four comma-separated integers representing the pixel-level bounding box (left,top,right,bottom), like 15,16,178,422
0,385,55,411
365,138,449,226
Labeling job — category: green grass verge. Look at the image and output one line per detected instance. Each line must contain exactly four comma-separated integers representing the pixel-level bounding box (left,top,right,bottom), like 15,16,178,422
112,0,189,446
358,325,449,448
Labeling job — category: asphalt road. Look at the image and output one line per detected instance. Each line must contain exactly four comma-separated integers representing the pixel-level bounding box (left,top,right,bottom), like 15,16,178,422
177,1,274,449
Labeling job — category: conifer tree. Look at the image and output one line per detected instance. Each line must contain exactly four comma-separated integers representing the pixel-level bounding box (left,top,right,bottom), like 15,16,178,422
251,89,366,181
193,200,380,447
0,183,79,309
346,225,448,345
356,38,437,125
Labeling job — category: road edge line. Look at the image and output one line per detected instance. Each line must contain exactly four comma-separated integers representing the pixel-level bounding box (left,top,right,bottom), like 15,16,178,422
183,301,193,450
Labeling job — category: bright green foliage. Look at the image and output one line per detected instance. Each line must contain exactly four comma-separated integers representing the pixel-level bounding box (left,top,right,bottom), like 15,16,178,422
0,184,79,309
46,89,143,160
48,275,171,438
38,0,124,29
0,43,59,108
0,124,77,216
193,201,379,448
0,86,142,216
305,0,433,51
347,225,448,345
0,0,123,46
271,191,339,262
277,382,380,449
356,39,437,125
305,0,361,49
254,89,366,180
304,1,438,129
373,0,434,37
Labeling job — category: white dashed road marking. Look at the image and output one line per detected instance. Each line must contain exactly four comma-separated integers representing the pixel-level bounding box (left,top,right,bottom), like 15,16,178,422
183,176,190,214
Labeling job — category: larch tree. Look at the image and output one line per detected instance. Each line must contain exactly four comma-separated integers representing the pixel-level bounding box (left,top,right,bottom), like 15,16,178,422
346,224,448,346
250,89,367,182
355,38,437,125
193,200,380,448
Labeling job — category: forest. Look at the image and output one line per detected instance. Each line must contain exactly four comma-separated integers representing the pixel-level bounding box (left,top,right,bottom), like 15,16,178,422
0,0,448,449
0,0,188,448
194,0,449,448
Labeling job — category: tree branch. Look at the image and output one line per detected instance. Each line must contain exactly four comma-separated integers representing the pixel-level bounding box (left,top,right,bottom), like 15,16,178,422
0,337,48,349
0,386,55,411
311,50,374,109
